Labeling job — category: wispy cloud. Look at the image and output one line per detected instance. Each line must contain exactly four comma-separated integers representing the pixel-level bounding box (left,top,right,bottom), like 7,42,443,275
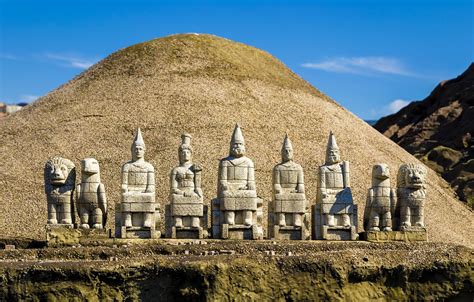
19,94,39,103
44,53,97,69
302,56,416,77
0,53,20,60
387,99,409,113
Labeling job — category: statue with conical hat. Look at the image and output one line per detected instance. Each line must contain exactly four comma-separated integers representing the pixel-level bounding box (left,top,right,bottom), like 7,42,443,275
212,124,263,239
269,134,309,240
313,131,358,240
116,128,160,239
167,134,207,238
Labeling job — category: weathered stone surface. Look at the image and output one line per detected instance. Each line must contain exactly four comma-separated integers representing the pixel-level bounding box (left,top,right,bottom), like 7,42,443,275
313,132,358,240
362,230,427,242
269,134,309,240
44,157,76,226
212,124,263,239
167,134,207,238
363,163,396,232
397,163,428,231
115,128,160,239
76,158,107,229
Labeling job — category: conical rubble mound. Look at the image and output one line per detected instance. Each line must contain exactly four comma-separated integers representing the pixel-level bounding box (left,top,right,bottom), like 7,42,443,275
0,34,472,247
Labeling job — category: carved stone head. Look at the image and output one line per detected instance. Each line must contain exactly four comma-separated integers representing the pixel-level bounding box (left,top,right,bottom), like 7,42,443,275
397,163,427,190
372,163,390,184
81,158,100,175
229,124,246,158
178,133,193,164
44,157,76,186
325,131,341,165
281,133,294,162
131,128,146,161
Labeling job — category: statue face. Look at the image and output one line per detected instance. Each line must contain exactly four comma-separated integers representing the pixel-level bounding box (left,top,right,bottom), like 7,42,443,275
373,164,389,180
405,167,425,189
231,142,245,157
327,149,341,164
134,145,145,160
179,147,192,164
281,147,293,162
82,158,99,174
49,163,68,185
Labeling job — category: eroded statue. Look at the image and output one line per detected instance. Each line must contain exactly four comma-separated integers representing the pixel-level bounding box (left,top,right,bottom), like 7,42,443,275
44,157,76,226
269,134,309,240
116,128,160,238
364,163,395,232
167,134,207,238
313,131,358,240
397,163,427,231
77,158,107,229
211,124,263,239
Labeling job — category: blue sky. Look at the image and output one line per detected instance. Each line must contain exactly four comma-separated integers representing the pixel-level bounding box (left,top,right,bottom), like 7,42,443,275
0,0,472,119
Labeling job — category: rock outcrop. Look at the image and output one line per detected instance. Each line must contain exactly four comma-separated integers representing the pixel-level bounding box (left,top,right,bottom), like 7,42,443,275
375,64,474,207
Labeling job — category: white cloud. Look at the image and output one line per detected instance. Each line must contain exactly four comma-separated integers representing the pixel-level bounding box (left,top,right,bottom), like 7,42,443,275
44,53,97,69
301,56,415,77
388,99,409,113
19,94,39,103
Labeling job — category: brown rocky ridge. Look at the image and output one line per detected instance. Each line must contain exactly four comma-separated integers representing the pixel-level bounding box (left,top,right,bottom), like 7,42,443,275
375,63,474,207
0,34,472,248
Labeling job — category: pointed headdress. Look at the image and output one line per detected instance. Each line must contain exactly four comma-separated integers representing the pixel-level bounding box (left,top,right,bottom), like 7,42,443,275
132,128,146,150
281,133,293,151
230,123,245,145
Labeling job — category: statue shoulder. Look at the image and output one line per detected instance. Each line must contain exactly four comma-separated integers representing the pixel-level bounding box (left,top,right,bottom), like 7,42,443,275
192,163,202,172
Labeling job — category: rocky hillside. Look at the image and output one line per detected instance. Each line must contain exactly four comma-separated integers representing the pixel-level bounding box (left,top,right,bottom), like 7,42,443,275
0,34,472,247
375,64,474,207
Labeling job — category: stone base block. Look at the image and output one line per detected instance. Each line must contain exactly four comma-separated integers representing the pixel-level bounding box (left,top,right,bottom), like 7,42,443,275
362,230,427,242
165,205,208,238
119,226,160,239
272,225,305,240
321,225,358,241
170,226,207,239
46,225,110,246
312,204,358,240
221,224,262,240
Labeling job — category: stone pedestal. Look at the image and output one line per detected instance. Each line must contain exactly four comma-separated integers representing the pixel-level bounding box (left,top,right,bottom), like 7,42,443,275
362,230,427,242
115,203,161,239
312,204,358,240
268,207,310,240
211,198,264,239
165,204,208,239
46,225,110,246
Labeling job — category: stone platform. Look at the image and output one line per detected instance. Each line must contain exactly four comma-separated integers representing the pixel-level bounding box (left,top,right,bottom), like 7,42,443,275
361,230,427,242
45,225,111,247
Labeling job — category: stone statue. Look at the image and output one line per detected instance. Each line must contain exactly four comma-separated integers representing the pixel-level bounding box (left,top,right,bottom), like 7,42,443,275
76,158,107,229
364,163,395,232
397,163,427,231
116,128,160,238
167,134,207,238
211,124,263,239
269,134,309,240
312,131,358,240
44,157,76,226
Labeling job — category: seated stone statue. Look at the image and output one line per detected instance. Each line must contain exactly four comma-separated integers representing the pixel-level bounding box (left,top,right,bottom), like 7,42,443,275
273,134,306,226
364,163,395,232
117,128,159,238
212,124,263,239
319,131,353,227
397,163,427,231
169,134,205,236
44,157,76,226
76,158,107,229
313,131,358,240
270,134,309,240
218,124,257,226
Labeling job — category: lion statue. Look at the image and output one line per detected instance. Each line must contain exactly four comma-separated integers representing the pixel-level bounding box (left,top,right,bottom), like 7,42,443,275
396,163,427,231
44,157,76,225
